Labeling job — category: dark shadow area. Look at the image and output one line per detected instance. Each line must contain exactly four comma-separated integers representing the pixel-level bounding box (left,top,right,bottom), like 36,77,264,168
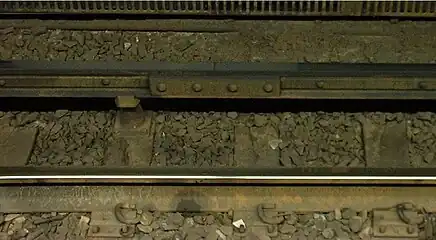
1,97,436,113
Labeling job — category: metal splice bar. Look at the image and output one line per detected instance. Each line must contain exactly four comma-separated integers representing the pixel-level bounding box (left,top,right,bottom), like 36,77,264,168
2,60,436,99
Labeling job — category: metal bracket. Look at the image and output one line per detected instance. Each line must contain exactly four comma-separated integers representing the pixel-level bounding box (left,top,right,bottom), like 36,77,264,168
150,75,280,98
372,209,420,240
257,203,290,225
87,211,133,239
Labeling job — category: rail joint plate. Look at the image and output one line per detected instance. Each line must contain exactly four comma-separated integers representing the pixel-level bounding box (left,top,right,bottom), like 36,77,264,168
150,76,280,98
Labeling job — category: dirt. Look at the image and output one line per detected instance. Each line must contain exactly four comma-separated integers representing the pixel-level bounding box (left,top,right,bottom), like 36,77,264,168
0,110,117,166
0,212,90,240
1,21,436,63
0,110,434,168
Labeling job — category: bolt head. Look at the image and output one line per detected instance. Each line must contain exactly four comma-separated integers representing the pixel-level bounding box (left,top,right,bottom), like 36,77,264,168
192,83,202,92
0,80,5,86
316,81,325,88
101,79,110,85
419,81,428,89
227,84,238,92
263,84,273,93
379,225,387,233
157,83,167,92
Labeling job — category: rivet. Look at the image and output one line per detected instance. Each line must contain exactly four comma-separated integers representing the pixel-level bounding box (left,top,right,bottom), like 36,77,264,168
0,80,5,86
407,226,415,234
419,81,428,89
227,84,238,92
263,84,273,93
316,81,325,88
379,225,387,233
157,83,167,92
101,79,110,86
91,226,100,233
192,83,202,92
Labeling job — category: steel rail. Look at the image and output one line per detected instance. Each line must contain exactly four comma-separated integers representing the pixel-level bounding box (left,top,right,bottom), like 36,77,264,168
3,167,436,185
2,61,436,99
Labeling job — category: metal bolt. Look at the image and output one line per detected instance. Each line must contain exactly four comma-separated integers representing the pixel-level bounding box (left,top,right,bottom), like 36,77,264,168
419,81,428,89
91,226,100,233
379,225,387,233
157,83,167,92
0,80,5,87
227,84,238,92
101,79,110,85
267,225,275,233
263,84,273,93
192,83,202,92
407,226,415,234
316,81,325,88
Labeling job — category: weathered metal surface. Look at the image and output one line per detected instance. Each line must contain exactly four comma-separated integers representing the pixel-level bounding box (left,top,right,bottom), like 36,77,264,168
150,76,280,98
373,209,420,239
0,76,148,88
1,1,435,18
3,186,436,213
281,77,436,90
2,61,436,99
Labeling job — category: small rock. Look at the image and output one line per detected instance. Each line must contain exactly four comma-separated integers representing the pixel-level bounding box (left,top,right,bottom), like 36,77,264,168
137,224,153,234
161,222,179,231
284,213,298,225
140,234,154,240
334,209,342,220
326,212,335,221
5,214,20,222
226,112,238,120
140,212,153,226
298,214,313,224
349,216,363,233
205,215,215,225
268,139,283,150
254,115,267,127
322,228,335,239
168,213,184,226
219,226,232,236
341,208,356,220
279,223,296,234
358,226,372,240
424,152,434,163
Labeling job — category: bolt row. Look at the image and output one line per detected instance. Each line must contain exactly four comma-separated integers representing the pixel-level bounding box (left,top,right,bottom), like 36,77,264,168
156,83,274,93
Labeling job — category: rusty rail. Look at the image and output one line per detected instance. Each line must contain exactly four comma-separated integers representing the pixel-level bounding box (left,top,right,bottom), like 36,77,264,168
2,167,436,185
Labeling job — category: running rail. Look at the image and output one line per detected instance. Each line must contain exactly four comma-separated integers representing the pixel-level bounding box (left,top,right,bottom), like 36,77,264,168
2,167,436,184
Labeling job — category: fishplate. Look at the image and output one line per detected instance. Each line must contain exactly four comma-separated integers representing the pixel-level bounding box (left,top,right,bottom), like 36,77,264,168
150,75,280,98
372,208,420,240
